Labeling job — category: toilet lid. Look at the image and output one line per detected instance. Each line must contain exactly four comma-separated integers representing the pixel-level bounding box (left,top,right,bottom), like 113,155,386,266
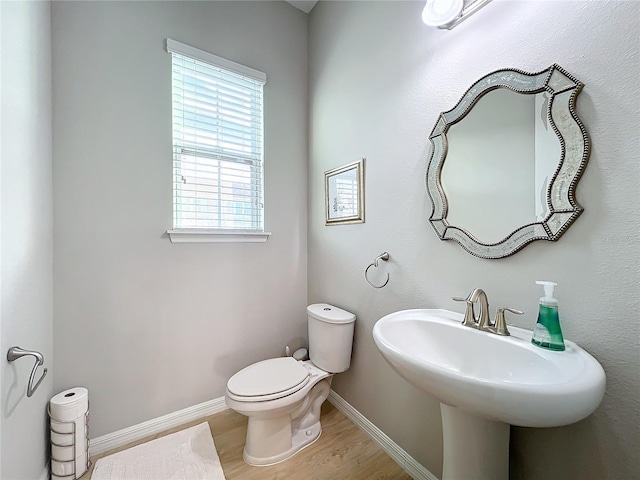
227,357,310,401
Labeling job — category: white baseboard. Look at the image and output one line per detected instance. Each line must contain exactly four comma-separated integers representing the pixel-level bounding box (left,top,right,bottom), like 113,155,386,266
89,396,228,456
328,390,438,480
88,390,436,480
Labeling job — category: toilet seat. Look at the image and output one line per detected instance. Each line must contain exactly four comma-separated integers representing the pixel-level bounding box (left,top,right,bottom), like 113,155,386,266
227,357,310,402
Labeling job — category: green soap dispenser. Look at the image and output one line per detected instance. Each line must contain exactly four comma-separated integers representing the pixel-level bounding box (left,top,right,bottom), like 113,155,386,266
531,281,565,351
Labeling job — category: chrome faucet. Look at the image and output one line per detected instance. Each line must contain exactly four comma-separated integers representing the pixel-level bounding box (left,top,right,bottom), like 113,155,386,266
453,288,523,336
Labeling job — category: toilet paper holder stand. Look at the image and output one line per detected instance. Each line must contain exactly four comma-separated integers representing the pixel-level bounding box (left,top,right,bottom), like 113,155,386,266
6,346,48,397
48,404,91,479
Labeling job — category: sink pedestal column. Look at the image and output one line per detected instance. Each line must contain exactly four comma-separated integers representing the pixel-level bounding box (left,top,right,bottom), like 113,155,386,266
440,404,510,480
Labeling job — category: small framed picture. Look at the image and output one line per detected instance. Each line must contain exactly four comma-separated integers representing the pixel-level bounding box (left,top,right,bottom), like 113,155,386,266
325,159,365,225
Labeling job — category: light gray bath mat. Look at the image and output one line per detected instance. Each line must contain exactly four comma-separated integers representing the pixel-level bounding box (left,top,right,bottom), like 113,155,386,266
91,422,225,480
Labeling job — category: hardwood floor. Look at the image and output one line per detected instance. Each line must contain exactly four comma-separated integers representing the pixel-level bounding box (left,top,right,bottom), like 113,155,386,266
80,402,413,480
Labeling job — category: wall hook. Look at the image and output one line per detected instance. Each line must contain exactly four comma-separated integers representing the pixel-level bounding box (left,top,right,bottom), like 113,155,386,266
7,346,48,397
365,252,390,288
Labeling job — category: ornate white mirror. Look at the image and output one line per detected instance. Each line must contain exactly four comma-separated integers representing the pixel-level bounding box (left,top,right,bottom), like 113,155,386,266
426,64,590,259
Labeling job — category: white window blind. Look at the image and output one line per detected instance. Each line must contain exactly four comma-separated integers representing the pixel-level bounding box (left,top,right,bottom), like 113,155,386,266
167,39,266,233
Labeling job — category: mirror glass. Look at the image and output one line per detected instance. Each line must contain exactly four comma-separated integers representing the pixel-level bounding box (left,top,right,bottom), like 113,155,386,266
441,89,561,243
426,65,590,259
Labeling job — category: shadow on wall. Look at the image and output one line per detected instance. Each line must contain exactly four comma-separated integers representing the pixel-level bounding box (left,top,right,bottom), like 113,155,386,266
211,335,308,383
510,415,607,479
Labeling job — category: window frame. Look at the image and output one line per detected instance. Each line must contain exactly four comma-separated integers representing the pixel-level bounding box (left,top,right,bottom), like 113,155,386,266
165,39,271,244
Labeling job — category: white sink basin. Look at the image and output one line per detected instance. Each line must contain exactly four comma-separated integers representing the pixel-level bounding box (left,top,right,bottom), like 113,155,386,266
373,309,606,428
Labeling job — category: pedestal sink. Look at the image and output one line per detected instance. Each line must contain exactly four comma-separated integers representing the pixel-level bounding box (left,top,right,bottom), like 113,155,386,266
372,309,606,480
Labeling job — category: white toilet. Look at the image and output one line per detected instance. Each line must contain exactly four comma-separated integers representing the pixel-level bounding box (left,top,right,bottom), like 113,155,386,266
225,303,355,466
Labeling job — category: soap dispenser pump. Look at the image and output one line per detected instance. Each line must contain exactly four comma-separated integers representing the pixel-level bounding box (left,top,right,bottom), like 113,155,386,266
531,281,565,351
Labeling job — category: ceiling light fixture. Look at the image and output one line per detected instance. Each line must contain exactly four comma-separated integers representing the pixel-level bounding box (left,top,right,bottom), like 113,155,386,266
422,0,493,29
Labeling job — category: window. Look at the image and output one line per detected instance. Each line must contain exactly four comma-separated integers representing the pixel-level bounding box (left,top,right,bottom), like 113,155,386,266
166,39,269,243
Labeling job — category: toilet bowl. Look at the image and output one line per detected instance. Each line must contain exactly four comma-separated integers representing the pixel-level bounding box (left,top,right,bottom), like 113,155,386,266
225,303,355,466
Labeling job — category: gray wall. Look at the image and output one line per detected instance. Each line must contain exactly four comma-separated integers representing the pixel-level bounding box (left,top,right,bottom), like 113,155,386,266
52,1,308,438
1,1,54,478
308,1,639,479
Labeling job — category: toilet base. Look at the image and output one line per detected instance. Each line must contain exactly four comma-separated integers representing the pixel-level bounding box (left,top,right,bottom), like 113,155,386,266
243,420,322,466
237,376,331,466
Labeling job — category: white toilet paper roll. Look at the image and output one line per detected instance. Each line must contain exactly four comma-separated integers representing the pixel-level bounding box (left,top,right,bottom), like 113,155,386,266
50,387,89,422
73,415,86,449
51,415,87,450
51,452,88,477
50,417,71,434
50,429,74,446
51,459,75,477
51,444,75,462
51,415,87,456
75,451,89,478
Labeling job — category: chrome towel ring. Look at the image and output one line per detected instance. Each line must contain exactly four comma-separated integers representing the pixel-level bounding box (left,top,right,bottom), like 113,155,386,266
7,346,48,397
365,252,390,289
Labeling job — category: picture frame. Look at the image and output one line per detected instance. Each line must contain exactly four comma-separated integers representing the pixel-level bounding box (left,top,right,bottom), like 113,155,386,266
325,159,365,225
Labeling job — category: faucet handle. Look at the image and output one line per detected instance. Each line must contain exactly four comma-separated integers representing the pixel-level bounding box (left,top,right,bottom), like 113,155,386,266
489,307,523,336
452,296,478,328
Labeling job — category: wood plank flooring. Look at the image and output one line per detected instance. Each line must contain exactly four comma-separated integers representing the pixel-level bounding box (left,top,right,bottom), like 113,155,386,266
80,402,413,480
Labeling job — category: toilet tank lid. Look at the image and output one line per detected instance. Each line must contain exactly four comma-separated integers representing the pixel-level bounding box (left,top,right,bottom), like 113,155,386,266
307,303,356,324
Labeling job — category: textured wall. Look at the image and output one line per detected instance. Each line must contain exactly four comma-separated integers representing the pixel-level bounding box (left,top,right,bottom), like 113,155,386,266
52,1,308,438
308,1,639,479
1,1,54,478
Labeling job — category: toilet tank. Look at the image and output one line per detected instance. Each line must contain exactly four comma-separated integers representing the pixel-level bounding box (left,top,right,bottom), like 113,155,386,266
307,303,355,373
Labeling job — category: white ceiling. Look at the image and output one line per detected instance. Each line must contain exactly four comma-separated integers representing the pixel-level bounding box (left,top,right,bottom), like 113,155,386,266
285,0,318,14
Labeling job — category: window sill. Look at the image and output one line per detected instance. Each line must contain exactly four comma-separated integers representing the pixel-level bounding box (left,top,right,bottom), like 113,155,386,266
167,229,271,244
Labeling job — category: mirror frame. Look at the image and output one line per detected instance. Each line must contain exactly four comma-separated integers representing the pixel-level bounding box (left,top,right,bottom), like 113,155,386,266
426,64,590,259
